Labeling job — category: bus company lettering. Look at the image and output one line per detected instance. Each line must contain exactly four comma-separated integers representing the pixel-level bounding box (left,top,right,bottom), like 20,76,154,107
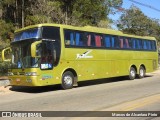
76,50,93,59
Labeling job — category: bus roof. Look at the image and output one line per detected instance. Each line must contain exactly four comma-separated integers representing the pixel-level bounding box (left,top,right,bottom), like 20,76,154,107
15,23,156,40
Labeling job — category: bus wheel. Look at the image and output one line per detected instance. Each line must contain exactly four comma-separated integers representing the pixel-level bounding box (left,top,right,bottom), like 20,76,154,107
138,66,145,79
61,71,74,90
128,67,136,80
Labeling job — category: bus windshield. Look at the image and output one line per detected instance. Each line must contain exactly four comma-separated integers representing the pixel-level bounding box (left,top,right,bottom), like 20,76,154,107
14,28,40,41
11,26,61,69
11,40,40,68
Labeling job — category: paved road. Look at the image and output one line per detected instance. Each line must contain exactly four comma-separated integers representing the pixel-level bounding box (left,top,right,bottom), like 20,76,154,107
0,70,160,119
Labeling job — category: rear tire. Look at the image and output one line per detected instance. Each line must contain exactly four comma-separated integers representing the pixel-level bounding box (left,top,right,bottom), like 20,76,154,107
61,71,74,90
128,67,136,80
138,66,145,79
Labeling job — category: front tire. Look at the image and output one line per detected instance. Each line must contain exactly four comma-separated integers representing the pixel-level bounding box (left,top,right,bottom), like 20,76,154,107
61,71,74,90
128,67,136,80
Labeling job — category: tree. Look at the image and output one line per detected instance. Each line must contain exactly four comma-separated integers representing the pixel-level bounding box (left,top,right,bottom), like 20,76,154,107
117,6,150,35
0,20,14,48
0,0,23,28
117,5,160,44
71,0,106,26
0,0,123,27
25,0,65,26
61,0,123,26
0,0,123,49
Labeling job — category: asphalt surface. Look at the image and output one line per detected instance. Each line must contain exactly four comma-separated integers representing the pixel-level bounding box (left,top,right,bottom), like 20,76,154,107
0,70,160,120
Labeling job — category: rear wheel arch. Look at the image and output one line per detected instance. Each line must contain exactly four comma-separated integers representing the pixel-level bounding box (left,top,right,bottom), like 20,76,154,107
139,64,146,72
131,65,137,73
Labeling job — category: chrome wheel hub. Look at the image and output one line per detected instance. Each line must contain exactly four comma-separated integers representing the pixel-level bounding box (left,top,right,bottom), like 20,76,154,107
131,70,135,77
64,76,73,85
140,69,144,76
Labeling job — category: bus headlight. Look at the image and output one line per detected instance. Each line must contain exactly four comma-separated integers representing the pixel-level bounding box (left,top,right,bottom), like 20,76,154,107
26,79,32,83
25,72,37,76
8,72,14,76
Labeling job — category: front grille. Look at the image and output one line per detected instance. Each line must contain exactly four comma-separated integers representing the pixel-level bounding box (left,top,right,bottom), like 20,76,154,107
13,72,25,75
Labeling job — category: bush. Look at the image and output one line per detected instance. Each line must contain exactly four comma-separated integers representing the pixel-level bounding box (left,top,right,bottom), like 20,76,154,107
0,62,10,76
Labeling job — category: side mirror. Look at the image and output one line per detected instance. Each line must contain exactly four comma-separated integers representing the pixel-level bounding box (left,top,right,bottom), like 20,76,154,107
1,47,12,62
31,41,42,57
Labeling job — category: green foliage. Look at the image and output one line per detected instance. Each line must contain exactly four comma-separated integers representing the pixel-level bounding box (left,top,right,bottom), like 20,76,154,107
0,20,14,49
105,0,123,14
0,20,14,40
98,20,112,28
0,61,10,76
2,0,15,4
24,0,118,26
71,0,106,26
117,5,160,44
61,0,123,26
118,6,149,35
1,0,160,45
25,0,64,26
0,50,10,76
0,0,123,28
0,0,123,47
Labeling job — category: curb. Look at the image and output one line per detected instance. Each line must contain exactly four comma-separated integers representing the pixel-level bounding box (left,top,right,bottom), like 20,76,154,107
0,80,10,87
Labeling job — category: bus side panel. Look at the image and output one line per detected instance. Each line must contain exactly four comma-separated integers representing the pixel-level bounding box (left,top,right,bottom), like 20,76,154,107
64,48,109,81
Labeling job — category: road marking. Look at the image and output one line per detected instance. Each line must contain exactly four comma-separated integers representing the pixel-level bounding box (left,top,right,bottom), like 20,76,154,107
101,94,160,111
122,94,160,111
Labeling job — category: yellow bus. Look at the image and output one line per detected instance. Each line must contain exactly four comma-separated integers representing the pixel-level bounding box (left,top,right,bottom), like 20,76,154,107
2,24,158,89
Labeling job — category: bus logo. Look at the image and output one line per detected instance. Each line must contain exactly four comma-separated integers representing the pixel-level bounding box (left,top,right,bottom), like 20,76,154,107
76,50,93,59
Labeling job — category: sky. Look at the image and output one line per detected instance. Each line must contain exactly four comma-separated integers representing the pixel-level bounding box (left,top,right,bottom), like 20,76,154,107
123,0,160,19
110,0,160,29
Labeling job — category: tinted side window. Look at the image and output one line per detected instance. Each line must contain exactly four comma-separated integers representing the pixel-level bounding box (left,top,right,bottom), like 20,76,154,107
94,34,103,47
151,41,156,50
64,30,75,45
87,33,93,47
136,39,142,49
78,32,88,46
124,37,131,49
42,27,60,40
143,40,148,50
147,40,152,50
111,36,115,48
64,30,92,47
132,39,142,49
132,39,136,49
111,36,119,48
128,38,132,49
119,37,124,48
104,35,111,48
